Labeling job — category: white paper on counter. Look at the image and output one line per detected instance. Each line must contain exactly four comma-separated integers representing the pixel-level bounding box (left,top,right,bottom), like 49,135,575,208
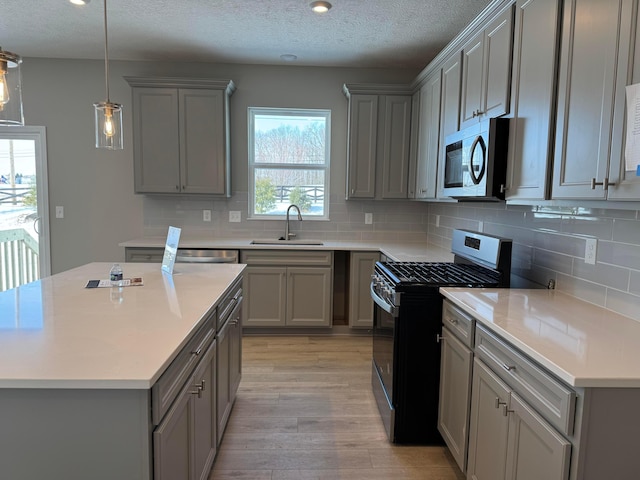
161,226,181,274
625,83,640,173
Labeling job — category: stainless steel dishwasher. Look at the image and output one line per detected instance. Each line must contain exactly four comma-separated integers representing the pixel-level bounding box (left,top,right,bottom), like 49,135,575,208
175,249,239,264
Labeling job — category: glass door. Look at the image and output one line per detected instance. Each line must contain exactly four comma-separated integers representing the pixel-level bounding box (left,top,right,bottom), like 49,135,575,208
0,126,50,291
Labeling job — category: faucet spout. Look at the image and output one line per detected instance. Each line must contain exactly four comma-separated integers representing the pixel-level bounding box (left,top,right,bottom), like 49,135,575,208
285,204,302,240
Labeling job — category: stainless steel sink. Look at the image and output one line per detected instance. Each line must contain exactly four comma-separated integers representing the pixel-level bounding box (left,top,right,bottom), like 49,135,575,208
250,239,324,245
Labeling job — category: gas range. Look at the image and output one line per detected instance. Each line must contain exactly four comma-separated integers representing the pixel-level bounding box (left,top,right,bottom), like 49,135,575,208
370,229,513,445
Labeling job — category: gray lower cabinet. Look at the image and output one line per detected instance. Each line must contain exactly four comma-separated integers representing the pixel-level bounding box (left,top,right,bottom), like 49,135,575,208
437,326,473,473
125,77,235,196
216,279,243,444
241,250,333,328
467,359,511,480
505,0,560,201
348,251,379,328
154,330,217,480
438,300,475,474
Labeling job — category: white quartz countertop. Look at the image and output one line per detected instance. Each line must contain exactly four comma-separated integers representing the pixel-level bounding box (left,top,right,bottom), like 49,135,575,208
440,287,640,388
119,236,454,263
0,262,245,389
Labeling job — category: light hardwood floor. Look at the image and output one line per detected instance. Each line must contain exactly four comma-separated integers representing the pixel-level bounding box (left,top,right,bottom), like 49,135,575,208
209,335,465,480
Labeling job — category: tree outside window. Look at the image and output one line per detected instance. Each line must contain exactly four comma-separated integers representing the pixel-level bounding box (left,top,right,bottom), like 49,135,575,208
248,107,330,219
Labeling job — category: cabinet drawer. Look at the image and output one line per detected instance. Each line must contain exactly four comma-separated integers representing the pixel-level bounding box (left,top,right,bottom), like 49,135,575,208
241,250,333,266
475,325,576,436
217,276,242,331
442,300,474,348
152,315,215,425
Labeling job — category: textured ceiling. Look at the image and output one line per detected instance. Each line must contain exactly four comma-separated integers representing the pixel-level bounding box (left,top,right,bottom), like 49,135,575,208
2,0,493,68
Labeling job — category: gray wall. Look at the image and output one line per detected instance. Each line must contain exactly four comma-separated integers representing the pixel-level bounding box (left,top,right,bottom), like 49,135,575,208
20,58,640,321
21,58,418,273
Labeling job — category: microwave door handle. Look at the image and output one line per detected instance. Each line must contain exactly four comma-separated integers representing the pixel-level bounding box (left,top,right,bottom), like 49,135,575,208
468,135,487,185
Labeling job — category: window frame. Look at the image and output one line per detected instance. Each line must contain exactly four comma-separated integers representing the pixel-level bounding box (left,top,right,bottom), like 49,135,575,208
247,106,331,220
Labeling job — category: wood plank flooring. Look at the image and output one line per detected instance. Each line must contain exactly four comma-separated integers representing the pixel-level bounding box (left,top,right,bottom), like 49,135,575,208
209,335,464,480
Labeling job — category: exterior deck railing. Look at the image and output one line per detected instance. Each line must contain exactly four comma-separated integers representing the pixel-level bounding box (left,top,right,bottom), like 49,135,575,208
0,228,39,292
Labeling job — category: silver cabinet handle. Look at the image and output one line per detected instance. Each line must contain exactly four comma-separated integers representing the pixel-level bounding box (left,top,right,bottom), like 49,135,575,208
590,177,616,191
191,346,203,356
501,363,516,372
494,397,507,409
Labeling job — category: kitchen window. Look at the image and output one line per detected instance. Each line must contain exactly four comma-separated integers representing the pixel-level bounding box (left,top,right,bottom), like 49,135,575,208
248,107,330,219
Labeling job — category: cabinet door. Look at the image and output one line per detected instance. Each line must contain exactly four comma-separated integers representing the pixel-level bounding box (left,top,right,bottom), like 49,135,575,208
608,0,640,200
153,382,192,480
380,95,412,199
438,327,473,473
552,0,630,199
505,393,571,480
460,32,485,129
242,266,287,327
132,88,181,193
415,71,442,199
229,302,242,403
437,53,462,198
287,267,332,327
216,321,232,445
347,94,378,198
348,251,379,328
179,89,226,195
192,340,217,480
467,359,510,480
506,0,560,200
483,6,515,120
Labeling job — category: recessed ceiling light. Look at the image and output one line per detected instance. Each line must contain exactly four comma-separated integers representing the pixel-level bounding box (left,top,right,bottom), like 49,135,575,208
310,1,332,13
280,54,298,62
70,0,90,5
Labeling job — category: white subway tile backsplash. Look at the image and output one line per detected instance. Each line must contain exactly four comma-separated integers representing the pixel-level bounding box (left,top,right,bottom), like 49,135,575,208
142,193,640,320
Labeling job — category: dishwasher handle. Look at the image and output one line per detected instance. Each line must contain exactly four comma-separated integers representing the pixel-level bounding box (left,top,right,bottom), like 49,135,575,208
175,249,238,264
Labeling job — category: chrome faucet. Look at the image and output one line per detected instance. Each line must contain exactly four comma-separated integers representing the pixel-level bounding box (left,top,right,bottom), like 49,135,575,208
285,204,302,240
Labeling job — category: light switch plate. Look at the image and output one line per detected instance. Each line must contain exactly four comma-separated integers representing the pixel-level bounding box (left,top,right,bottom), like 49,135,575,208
365,213,373,225
203,210,211,222
229,211,241,223
55,206,64,219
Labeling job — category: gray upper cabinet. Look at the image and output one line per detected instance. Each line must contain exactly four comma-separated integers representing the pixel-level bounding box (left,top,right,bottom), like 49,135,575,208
552,0,637,200
345,93,378,198
436,53,462,199
460,5,515,130
126,77,235,196
414,70,442,200
505,0,561,200
344,85,413,200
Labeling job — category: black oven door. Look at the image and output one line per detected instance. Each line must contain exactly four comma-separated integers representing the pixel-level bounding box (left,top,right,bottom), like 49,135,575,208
371,283,398,439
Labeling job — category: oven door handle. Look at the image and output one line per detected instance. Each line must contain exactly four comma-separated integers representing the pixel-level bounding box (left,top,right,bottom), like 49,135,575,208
370,283,399,317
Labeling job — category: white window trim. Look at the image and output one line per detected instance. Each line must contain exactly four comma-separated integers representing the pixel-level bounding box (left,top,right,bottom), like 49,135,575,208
248,107,331,220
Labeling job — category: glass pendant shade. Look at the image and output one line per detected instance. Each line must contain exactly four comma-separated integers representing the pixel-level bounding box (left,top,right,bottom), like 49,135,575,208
0,49,24,126
94,101,123,149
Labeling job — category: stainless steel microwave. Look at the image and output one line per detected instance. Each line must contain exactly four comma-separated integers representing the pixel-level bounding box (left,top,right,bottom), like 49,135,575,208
443,117,510,200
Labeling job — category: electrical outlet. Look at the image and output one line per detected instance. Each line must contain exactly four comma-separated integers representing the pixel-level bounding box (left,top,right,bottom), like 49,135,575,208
229,211,241,223
585,238,597,265
55,206,64,219
478,221,484,232
203,210,211,222
435,215,440,228
365,213,373,225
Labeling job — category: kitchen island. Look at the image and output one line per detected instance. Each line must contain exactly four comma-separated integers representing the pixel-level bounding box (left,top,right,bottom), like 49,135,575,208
0,262,245,480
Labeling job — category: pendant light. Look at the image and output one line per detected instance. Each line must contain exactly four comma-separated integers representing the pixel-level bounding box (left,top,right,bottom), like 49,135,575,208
0,48,24,126
94,0,123,150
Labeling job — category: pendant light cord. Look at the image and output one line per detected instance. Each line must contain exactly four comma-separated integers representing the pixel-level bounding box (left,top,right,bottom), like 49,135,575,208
103,0,110,102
